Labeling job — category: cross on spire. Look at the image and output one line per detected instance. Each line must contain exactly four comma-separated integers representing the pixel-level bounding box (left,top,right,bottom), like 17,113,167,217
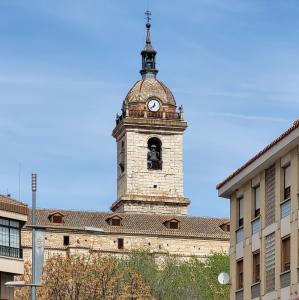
145,10,151,27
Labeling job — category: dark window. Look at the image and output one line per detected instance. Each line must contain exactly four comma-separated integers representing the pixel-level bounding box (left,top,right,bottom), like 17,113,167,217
169,221,179,229
63,236,70,246
237,259,243,289
238,197,244,227
52,215,63,223
283,165,291,200
119,141,125,173
147,137,162,170
252,251,260,283
117,238,124,250
253,186,260,218
281,236,290,272
0,217,22,258
164,219,179,230
111,218,121,226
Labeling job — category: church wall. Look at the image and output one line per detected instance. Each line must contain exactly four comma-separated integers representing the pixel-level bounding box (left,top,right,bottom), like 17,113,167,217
21,229,229,263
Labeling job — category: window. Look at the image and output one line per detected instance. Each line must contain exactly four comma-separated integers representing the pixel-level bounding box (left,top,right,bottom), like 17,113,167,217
283,165,291,200
237,259,243,289
49,212,64,224
117,238,124,250
281,236,290,272
147,137,162,170
106,215,122,226
164,219,180,230
119,141,125,173
220,221,230,232
63,236,70,246
0,217,21,258
253,186,260,218
238,197,244,227
252,251,260,283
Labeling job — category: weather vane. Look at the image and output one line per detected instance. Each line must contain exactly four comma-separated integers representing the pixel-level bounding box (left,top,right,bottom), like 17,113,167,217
145,10,151,26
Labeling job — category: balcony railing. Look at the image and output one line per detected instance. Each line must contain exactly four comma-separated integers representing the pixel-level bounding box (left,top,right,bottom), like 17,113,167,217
0,245,22,259
116,110,182,124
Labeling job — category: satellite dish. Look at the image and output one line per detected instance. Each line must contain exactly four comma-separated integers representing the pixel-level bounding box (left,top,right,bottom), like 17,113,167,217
218,272,230,285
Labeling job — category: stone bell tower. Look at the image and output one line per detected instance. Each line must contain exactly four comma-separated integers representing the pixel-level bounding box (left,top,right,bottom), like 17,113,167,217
111,11,189,215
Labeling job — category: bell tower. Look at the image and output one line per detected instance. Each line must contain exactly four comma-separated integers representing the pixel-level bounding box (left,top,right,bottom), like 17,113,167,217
111,12,189,215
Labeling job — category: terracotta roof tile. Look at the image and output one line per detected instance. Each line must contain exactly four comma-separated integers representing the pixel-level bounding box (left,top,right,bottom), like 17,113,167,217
25,208,229,240
0,195,28,215
217,120,299,190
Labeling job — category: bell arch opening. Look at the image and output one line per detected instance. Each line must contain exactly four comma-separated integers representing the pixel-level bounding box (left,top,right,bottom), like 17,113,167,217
147,137,162,170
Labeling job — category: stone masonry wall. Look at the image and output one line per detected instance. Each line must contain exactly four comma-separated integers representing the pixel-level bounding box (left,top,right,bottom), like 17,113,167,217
22,229,229,263
119,130,184,199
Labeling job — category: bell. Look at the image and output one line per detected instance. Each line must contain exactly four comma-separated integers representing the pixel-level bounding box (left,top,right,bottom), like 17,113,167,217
149,145,159,162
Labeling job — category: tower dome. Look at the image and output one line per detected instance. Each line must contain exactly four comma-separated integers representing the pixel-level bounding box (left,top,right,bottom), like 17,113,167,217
124,79,176,107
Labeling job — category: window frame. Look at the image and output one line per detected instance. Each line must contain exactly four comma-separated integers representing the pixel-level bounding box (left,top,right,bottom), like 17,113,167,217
237,196,244,228
252,250,260,284
283,165,291,201
236,259,244,290
281,235,291,272
0,217,22,258
117,238,124,250
253,185,260,218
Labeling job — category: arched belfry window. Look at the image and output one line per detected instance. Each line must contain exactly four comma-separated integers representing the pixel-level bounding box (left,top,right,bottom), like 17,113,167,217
147,137,162,170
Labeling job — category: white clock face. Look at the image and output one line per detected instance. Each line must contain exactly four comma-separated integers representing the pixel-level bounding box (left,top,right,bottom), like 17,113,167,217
148,99,160,112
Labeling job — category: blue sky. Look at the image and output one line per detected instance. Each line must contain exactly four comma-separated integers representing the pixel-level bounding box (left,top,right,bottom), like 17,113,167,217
1,1,299,217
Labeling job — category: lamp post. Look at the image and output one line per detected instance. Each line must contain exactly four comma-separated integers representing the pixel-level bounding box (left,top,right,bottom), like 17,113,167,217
31,173,37,300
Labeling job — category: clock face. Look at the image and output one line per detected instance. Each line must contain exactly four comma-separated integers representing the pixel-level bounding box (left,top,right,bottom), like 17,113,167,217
148,99,160,112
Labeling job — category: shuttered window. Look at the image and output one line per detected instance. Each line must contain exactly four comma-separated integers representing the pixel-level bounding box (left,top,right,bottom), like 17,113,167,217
283,165,291,200
253,186,260,218
252,251,260,283
281,236,290,272
238,197,244,227
237,259,243,289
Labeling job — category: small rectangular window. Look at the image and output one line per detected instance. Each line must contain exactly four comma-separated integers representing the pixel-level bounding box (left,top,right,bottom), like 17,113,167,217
238,197,244,227
252,251,260,283
117,238,124,250
237,259,243,289
283,165,291,200
63,236,70,246
111,218,121,226
253,186,260,218
281,236,290,272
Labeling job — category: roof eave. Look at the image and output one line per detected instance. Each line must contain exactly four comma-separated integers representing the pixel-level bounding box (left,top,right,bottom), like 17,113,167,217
218,127,299,199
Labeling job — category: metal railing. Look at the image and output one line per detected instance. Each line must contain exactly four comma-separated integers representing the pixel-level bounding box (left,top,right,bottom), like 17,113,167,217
0,245,22,258
116,110,181,123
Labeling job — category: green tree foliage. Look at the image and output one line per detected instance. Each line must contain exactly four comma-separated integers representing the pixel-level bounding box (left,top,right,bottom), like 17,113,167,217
15,251,229,300
122,250,230,300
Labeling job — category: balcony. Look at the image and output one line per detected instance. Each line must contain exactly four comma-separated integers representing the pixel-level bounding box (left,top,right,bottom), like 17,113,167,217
0,245,22,259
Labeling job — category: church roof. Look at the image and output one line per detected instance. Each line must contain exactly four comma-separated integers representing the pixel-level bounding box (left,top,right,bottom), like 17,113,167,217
124,79,176,106
25,208,229,240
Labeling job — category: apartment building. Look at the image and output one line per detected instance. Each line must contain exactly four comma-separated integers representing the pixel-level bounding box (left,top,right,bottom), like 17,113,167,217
0,195,28,300
217,120,299,300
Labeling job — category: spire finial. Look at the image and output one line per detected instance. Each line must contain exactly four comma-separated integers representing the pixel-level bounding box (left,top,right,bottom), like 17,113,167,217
145,10,151,28
140,10,158,79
